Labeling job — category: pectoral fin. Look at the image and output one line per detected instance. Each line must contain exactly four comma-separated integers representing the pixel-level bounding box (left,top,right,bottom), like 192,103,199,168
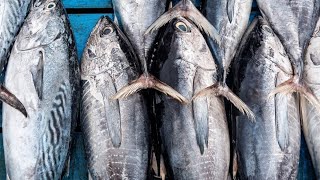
102,73,122,148
31,51,44,100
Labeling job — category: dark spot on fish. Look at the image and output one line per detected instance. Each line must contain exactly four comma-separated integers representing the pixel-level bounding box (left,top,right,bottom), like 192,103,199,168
101,27,113,37
87,49,96,58
263,26,273,34
269,47,274,58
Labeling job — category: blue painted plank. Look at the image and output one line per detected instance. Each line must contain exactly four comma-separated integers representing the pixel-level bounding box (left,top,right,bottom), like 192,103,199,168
63,0,112,9
298,134,317,180
0,134,6,179
63,133,88,180
68,14,114,58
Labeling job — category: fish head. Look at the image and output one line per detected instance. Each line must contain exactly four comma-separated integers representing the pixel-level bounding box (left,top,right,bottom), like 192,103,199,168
159,17,216,70
16,0,66,51
81,16,140,77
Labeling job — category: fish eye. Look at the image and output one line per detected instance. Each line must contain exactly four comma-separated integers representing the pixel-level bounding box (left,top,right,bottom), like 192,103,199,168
47,2,56,9
175,22,189,32
262,25,272,34
101,27,114,36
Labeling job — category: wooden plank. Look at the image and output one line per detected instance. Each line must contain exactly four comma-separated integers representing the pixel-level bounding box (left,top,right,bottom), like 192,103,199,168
63,133,88,180
68,14,114,58
0,134,6,179
63,0,112,9
298,135,317,180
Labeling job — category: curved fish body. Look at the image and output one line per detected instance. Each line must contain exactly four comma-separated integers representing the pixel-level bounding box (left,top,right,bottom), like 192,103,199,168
233,17,300,179
3,0,80,179
0,0,31,71
80,17,150,180
302,18,320,178
255,0,320,112
112,0,167,73
256,0,320,77
151,17,230,180
203,0,253,80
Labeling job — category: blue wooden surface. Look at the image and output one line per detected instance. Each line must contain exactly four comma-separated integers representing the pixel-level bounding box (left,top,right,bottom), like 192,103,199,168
0,0,315,179
69,14,114,58
63,0,112,8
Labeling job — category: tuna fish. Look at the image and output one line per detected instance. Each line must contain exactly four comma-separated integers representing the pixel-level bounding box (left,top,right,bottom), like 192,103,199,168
0,0,33,117
233,16,300,179
111,0,188,103
301,17,320,178
256,0,320,111
80,16,150,179
3,0,80,179
194,0,254,119
150,17,230,179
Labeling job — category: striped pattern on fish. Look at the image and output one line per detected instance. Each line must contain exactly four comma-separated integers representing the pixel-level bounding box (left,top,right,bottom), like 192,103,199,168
3,0,79,179
36,82,71,180
0,0,31,71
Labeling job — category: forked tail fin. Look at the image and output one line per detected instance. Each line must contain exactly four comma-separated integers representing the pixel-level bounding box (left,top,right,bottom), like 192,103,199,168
111,74,188,104
145,0,220,45
0,85,27,117
192,83,255,121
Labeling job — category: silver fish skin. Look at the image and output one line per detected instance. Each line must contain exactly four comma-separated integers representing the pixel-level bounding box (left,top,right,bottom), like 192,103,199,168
203,0,253,80
0,0,31,71
233,17,300,179
80,16,149,180
256,0,320,113
301,18,320,178
151,17,230,180
256,0,319,78
111,0,188,105
3,0,80,179
112,0,167,73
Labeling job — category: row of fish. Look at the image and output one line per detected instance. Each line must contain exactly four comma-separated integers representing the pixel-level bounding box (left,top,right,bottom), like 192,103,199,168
1,0,320,179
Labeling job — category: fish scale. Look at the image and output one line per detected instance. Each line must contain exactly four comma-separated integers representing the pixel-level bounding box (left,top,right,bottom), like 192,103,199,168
233,16,300,179
3,0,80,179
0,0,31,70
151,17,230,179
302,17,320,178
80,16,150,180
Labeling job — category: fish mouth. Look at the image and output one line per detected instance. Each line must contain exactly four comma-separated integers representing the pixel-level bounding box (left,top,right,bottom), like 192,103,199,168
16,32,62,52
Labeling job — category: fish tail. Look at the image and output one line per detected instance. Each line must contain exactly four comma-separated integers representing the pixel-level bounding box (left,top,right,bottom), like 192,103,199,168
0,85,27,117
111,74,188,103
144,0,221,45
192,83,255,121
268,77,320,113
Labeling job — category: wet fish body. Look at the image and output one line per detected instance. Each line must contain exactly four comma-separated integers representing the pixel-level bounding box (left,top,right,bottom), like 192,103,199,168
151,17,230,179
203,0,253,76
80,17,150,180
0,0,31,71
233,17,300,179
112,0,167,73
301,17,320,178
3,0,80,179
